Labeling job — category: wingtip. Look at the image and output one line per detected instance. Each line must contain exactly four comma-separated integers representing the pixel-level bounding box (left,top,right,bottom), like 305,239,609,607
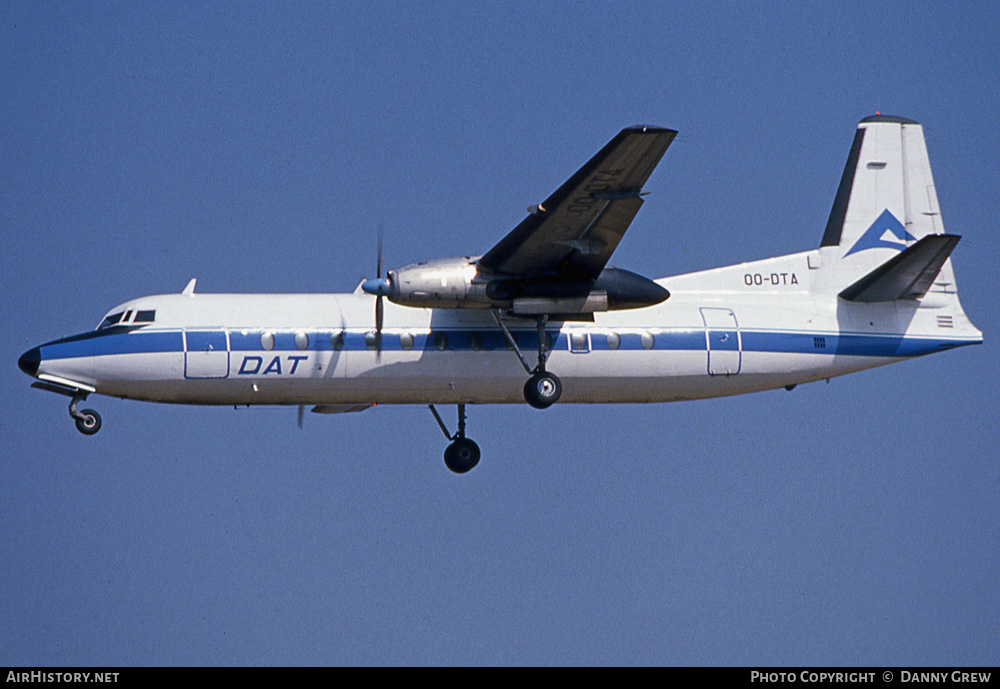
625,124,677,134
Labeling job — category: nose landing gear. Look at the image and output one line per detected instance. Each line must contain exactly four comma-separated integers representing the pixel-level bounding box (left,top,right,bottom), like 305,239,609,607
69,394,102,436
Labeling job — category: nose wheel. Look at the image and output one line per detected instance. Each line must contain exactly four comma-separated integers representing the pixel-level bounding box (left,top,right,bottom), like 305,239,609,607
69,394,102,436
429,404,481,473
74,409,102,435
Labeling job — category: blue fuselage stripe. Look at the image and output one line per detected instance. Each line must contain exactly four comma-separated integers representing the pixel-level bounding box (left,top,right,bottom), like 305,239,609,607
36,327,976,362
40,331,183,360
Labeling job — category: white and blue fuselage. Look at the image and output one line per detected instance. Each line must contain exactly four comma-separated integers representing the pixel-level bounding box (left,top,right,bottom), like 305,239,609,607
19,246,981,408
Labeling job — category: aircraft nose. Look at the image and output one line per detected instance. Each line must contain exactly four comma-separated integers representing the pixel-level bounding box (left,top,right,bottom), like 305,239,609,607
18,347,41,376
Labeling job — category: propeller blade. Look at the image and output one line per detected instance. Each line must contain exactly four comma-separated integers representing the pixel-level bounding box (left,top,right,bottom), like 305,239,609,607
375,293,384,362
297,404,304,429
361,225,391,297
377,224,384,279
376,223,385,362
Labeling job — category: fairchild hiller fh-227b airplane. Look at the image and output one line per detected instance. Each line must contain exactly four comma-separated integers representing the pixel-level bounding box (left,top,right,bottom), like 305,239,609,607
18,115,982,473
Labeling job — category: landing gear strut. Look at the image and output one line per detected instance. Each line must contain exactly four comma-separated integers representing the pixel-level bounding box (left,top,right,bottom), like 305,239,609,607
491,309,562,409
69,393,102,436
429,404,481,473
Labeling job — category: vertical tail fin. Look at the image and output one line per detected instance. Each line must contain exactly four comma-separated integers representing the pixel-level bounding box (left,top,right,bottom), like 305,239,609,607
820,115,956,291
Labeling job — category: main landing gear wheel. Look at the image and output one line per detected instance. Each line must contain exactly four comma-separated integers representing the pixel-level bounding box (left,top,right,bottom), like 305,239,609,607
429,404,481,474
74,409,102,435
444,437,481,474
523,371,562,409
490,309,565,410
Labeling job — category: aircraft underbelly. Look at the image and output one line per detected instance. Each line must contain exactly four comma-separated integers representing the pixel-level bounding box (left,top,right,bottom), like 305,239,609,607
92,347,885,405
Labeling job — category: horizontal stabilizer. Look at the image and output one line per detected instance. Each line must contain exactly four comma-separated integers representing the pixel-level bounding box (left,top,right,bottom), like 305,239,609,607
839,234,960,303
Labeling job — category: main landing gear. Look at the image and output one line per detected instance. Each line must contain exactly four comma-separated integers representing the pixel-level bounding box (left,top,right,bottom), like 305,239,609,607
69,393,102,435
429,404,481,473
523,370,562,409
490,310,562,409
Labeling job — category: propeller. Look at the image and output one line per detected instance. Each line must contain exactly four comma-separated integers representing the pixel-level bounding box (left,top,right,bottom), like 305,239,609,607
361,225,390,361
297,404,304,429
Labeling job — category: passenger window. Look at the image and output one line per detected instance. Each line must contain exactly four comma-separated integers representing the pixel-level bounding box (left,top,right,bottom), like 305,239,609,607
261,331,275,351
569,331,590,353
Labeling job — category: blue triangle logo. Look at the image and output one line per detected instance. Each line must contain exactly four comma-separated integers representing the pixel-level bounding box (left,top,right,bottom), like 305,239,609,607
844,209,917,257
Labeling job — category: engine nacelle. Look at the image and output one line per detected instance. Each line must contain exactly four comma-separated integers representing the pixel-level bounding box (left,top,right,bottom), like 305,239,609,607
385,257,669,313
485,267,669,311
387,257,489,308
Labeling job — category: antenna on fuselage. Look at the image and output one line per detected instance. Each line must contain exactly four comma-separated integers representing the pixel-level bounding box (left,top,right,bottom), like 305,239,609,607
181,278,197,297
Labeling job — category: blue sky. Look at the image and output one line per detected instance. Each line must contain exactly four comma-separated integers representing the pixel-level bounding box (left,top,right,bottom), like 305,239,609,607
2,1,998,665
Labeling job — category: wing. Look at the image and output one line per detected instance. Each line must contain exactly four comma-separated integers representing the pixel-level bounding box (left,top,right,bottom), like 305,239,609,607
478,125,677,279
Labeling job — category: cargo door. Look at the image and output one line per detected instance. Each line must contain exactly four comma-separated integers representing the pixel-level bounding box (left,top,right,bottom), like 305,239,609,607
700,308,741,376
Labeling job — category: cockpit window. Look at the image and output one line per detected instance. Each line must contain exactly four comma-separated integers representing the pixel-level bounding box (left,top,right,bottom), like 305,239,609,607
98,312,125,330
97,309,156,330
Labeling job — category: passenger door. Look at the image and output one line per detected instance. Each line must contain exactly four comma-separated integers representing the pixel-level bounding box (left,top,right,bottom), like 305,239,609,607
184,329,230,379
